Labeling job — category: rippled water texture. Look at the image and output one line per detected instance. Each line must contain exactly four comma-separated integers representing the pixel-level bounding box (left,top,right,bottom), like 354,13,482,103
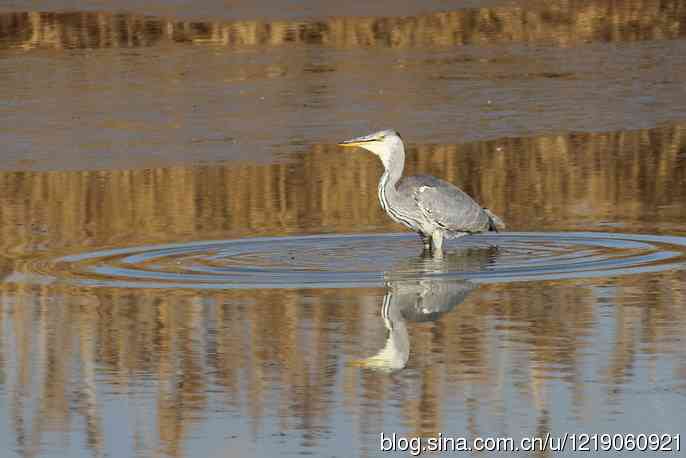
11,232,685,289
1,1,686,458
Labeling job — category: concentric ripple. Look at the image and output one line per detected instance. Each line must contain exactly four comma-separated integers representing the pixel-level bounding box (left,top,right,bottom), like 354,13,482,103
12,232,686,289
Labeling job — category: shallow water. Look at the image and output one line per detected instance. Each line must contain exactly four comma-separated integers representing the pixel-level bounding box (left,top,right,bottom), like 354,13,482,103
10,232,686,289
1,1,686,457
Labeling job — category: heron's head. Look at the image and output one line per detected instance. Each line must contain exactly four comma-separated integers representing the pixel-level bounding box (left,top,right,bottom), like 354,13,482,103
338,129,404,169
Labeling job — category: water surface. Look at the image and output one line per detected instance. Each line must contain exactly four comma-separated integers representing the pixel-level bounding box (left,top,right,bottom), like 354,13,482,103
0,1,685,457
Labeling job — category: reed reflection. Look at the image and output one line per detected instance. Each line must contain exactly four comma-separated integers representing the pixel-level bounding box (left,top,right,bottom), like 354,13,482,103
353,248,496,371
0,263,684,456
2,0,686,51
1,123,684,259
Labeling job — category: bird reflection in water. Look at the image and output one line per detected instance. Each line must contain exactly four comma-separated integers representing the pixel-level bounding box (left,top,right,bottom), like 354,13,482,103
352,247,497,371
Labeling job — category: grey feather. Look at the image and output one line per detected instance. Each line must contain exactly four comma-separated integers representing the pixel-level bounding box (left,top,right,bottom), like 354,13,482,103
399,175,491,234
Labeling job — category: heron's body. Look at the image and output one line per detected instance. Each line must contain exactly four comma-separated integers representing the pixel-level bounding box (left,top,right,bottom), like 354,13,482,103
339,129,505,255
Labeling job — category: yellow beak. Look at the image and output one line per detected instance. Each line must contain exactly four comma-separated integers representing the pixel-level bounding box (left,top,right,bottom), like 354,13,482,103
338,133,380,147
338,141,363,148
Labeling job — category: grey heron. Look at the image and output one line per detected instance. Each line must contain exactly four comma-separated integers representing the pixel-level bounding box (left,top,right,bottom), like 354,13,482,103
351,277,477,371
350,247,497,371
339,129,505,255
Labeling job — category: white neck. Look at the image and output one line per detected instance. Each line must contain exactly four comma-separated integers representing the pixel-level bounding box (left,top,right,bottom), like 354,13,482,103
378,140,405,185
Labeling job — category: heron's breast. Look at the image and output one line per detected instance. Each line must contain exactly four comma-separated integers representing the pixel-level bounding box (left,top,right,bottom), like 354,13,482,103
377,186,427,231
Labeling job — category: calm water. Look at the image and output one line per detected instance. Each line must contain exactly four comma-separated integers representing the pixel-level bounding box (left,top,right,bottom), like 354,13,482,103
1,1,686,457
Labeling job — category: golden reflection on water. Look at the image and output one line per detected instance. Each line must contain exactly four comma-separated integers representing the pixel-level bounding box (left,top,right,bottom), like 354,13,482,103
2,0,686,51
2,272,684,455
1,123,684,259
0,1,685,456
0,122,684,456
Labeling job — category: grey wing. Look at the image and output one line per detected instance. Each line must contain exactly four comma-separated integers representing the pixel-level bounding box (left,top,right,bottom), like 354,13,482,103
399,175,491,233
391,279,477,322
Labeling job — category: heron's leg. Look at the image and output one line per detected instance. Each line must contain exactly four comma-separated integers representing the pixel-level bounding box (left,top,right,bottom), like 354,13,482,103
430,230,444,256
419,233,432,251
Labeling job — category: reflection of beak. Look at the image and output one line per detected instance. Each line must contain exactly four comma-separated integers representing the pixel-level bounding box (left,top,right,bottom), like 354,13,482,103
348,356,395,371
